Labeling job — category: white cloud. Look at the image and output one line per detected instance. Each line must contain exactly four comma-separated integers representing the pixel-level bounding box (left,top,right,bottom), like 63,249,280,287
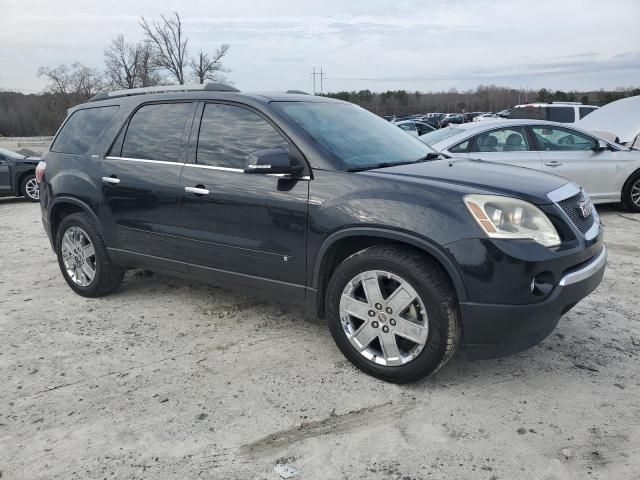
1,0,639,93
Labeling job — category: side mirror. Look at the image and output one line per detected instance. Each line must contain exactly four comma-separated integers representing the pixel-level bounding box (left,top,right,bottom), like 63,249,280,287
594,140,608,152
244,147,303,175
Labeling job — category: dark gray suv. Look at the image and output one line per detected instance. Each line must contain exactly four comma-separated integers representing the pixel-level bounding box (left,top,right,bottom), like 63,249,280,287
37,84,606,382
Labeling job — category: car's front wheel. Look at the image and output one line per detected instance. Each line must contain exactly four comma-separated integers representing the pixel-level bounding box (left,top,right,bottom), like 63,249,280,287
20,174,40,202
622,170,640,213
55,212,125,297
325,245,460,383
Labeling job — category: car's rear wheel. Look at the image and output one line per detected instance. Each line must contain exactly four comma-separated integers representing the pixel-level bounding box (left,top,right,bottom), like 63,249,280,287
622,171,640,213
20,174,39,202
325,245,460,383
55,212,124,297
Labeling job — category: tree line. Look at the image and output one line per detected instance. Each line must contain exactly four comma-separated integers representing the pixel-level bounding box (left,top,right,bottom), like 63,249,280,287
0,12,230,137
325,85,640,117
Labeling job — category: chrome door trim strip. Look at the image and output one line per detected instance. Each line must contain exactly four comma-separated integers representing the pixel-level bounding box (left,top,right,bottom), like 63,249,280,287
104,156,182,166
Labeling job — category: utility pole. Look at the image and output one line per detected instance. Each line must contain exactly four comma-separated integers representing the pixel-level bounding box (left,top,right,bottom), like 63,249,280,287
310,67,327,95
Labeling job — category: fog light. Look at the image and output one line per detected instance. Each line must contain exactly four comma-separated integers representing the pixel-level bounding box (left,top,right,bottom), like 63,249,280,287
531,272,555,297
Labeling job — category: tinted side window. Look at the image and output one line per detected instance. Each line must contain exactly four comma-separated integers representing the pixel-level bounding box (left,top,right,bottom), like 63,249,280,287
197,104,288,168
121,103,192,162
548,107,575,123
579,107,597,119
449,140,470,153
470,127,530,153
51,106,119,154
531,126,597,151
508,107,546,121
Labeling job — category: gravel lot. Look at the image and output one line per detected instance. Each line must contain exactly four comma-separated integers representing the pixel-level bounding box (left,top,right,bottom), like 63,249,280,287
1,198,639,480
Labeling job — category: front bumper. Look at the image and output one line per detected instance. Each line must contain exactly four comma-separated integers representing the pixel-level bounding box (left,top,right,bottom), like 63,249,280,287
459,245,607,359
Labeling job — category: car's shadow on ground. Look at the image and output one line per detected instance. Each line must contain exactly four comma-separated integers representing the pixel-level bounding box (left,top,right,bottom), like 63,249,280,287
0,196,32,205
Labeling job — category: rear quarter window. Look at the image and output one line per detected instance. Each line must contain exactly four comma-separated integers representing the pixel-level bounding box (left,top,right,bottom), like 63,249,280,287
51,106,119,154
508,107,546,121
548,107,575,123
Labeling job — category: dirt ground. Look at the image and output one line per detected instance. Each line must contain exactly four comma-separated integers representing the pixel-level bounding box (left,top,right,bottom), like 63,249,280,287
1,198,639,480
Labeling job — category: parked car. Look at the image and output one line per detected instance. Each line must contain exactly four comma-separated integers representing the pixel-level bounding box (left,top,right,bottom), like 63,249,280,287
576,95,640,149
474,113,500,122
439,114,464,128
0,147,41,202
38,84,606,383
394,120,436,137
508,102,598,125
422,119,640,211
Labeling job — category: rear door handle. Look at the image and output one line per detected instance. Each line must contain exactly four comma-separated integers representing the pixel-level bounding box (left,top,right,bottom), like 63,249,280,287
544,161,562,167
185,186,210,196
101,176,120,185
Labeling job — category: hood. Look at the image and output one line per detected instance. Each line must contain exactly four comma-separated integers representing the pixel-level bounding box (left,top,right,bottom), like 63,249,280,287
16,156,41,165
364,158,569,204
576,95,640,146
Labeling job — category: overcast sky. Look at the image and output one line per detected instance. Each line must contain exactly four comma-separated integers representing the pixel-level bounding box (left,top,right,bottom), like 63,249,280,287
1,0,639,94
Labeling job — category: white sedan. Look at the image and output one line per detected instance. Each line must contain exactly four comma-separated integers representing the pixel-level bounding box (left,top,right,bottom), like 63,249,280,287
421,119,640,211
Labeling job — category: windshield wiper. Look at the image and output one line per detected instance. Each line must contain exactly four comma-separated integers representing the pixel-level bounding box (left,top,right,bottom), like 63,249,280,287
346,152,448,172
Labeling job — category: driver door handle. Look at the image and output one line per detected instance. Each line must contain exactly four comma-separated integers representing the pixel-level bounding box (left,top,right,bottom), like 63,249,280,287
545,161,562,167
185,186,210,196
101,176,120,185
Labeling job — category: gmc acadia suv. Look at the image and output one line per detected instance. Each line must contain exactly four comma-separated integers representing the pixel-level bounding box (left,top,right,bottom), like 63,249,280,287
37,84,607,383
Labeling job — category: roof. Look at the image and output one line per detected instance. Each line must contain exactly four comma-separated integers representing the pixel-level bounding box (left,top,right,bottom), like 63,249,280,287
87,84,345,107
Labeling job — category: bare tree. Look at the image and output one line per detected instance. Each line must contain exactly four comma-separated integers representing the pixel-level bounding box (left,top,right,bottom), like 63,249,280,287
38,62,103,102
137,41,159,87
140,12,188,84
104,35,140,89
104,36,160,89
71,62,104,97
37,64,73,101
189,44,230,84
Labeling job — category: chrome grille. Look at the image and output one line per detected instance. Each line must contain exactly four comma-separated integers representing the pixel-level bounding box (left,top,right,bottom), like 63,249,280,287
557,192,595,234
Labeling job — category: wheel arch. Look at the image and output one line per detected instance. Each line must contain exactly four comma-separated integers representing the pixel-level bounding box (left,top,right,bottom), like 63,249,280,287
49,197,102,252
16,169,36,194
311,228,468,317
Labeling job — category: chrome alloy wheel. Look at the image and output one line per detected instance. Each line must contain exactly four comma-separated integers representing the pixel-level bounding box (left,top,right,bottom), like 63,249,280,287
25,178,39,200
632,179,640,207
339,270,429,366
61,226,96,287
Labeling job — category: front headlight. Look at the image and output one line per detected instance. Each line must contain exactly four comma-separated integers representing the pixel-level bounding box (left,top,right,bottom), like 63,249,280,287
464,194,561,247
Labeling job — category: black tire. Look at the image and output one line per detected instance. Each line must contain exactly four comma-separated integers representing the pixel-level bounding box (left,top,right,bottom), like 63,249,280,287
20,174,39,202
325,245,461,383
622,170,640,213
55,212,125,297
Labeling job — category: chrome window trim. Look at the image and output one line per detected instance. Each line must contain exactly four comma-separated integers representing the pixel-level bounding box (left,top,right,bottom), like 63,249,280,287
104,156,182,166
559,245,607,286
183,164,242,173
183,163,310,180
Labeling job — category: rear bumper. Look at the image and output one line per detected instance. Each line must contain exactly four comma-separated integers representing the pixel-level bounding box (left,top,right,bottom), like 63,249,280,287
460,245,607,359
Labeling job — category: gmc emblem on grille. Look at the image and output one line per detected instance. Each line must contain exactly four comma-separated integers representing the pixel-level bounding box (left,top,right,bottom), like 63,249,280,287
577,199,593,219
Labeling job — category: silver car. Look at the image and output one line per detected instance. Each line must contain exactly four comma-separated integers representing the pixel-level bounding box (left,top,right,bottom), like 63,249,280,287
422,119,640,211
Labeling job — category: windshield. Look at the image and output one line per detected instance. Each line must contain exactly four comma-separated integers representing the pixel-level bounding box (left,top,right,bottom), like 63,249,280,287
420,126,464,144
272,102,437,170
0,147,25,160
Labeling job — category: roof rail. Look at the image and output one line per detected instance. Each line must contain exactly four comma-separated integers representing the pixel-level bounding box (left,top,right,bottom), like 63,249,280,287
89,82,239,102
286,90,310,95
550,101,582,105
